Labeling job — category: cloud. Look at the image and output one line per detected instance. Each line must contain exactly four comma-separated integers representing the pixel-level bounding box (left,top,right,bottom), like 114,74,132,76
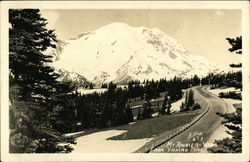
40,10,59,29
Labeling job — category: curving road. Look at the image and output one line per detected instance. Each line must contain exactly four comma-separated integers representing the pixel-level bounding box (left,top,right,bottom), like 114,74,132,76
151,86,229,153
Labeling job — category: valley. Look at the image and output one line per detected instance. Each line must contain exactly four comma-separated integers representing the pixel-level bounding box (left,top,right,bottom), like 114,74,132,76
67,85,240,153
49,22,242,153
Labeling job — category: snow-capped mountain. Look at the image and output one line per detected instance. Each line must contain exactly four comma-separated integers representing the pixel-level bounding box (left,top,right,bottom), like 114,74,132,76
56,69,90,88
50,22,229,85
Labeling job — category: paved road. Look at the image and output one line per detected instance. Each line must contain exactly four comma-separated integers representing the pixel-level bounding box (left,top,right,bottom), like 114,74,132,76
151,86,229,153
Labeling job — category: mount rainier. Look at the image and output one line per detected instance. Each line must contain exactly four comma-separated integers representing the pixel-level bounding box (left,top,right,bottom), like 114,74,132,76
49,22,228,86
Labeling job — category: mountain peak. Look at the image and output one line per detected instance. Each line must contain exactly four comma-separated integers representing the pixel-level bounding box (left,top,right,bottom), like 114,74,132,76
104,22,131,28
97,22,133,32
52,23,226,86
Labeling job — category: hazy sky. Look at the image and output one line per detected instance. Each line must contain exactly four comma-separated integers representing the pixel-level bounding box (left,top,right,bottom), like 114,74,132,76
41,9,241,66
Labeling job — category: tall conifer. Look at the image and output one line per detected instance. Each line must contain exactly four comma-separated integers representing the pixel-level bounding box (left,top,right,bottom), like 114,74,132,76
9,9,76,153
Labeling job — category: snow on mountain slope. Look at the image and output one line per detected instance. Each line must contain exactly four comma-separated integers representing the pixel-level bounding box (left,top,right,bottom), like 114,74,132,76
56,69,90,88
51,22,229,85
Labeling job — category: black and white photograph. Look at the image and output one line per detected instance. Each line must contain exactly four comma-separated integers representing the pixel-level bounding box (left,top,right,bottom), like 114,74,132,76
0,1,249,161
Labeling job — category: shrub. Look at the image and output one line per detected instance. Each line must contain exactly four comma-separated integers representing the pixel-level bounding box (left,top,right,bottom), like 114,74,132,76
219,91,241,100
141,101,153,119
210,85,216,89
192,103,201,110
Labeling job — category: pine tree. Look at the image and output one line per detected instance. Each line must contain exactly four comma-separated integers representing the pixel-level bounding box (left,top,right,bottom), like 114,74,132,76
207,36,242,153
101,83,107,88
192,75,200,86
9,9,75,153
160,94,167,115
89,83,94,89
166,96,172,114
141,101,153,119
180,89,194,112
187,89,195,110
226,36,242,54
10,9,58,100
125,104,134,123
137,109,141,120
156,102,160,116
181,91,189,111
208,107,242,153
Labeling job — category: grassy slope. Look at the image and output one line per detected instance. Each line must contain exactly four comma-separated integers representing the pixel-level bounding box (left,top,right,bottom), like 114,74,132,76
69,86,241,153
109,110,201,140
108,87,206,141
70,87,205,153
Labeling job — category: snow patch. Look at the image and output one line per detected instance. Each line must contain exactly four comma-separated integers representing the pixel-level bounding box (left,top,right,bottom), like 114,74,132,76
78,88,107,95
70,130,151,153
208,87,239,96
50,22,232,85
204,87,242,151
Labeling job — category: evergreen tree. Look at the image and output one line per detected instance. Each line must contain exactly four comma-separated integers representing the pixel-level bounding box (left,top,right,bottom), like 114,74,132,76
108,82,117,90
201,77,209,85
208,107,242,153
208,36,242,153
226,36,242,67
180,89,195,112
229,63,242,68
137,109,141,120
141,101,153,119
187,89,195,110
192,75,200,86
125,104,134,123
156,102,160,116
182,91,189,111
10,9,58,100
9,9,75,153
89,83,94,89
101,83,107,88
166,96,172,114
226,36,242,54
160,94,168,115
168,78,182,101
